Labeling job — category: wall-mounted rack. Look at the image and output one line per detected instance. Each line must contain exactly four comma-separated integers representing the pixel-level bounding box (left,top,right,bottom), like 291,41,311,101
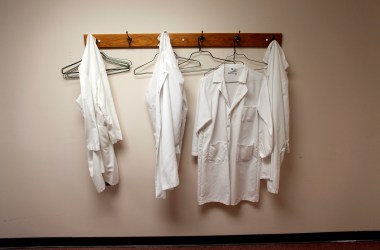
84,32,282,49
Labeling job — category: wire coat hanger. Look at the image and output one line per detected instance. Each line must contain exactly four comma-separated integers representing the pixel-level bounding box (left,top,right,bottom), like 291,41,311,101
180,31,241,74
61,51,132,79
133,51,202,75
62,35,132,79
133,31,202,76
226,31,267,66
133,52,159,75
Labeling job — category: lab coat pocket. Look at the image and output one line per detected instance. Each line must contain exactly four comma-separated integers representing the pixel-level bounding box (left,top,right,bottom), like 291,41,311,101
241,106,257,122
240,107,258,145
207,142,227,163
237,144,255,162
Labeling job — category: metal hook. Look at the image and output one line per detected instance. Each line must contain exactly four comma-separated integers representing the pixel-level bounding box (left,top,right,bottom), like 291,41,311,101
234,30,241,43
126,31,132,46
200,30,205,41
198,30,205,52
233,31,241,48
232,31,241,61
266,35,276,42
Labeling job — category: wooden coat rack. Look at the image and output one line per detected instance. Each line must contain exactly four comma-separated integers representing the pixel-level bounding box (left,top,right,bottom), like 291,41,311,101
84,32,282,49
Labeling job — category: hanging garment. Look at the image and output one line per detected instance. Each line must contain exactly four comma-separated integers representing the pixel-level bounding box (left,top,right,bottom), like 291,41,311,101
146,31,188,199
260,40,289,194
192,64,273,205
77,34,123,192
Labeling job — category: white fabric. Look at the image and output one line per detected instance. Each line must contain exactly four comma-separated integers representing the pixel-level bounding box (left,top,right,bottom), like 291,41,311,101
192,64,273,205
77,34,122,192
260,40,290,194
146,31,188,199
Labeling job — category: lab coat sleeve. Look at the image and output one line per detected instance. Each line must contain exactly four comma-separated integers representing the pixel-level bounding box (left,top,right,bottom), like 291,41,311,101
264,40,290,153
178,83,188,154
192,78,212,156
86,35,122,145
262,40,290,194
281,57,290,153
168,60,187,154
99,73,123,144
257,77,273,158
78,36,101,151
76,92,100,151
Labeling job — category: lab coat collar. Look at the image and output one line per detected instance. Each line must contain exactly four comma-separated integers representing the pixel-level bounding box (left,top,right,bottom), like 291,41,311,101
212,65,248,110
212,64,249,84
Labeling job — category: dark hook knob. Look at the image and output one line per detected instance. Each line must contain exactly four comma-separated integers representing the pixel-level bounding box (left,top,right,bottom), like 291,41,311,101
126,31,132,46
234,30,241,43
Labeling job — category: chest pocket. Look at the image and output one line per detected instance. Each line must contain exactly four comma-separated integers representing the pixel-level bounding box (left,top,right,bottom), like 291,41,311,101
207,142,227,163
242,106,257,122
239,106,258,145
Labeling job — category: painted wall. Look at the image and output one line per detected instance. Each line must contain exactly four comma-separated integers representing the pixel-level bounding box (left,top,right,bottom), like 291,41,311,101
0,0,379,237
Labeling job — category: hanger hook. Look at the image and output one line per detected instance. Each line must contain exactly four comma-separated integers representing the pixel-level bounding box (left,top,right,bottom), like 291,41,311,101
198,30,205,52
266,35,276,43
234,30,241,44
233,30,241,61
126,31,132,46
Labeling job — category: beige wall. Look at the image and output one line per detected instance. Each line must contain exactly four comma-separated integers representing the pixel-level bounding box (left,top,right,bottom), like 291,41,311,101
0,0,379,237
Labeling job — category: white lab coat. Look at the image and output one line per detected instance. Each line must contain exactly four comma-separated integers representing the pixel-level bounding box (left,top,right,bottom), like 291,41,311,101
77,34,122,192
192,64,273,205
260,40,290,194
146,31,188,199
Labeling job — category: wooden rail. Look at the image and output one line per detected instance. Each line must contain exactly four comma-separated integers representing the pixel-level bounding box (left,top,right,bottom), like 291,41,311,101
84,33,282,49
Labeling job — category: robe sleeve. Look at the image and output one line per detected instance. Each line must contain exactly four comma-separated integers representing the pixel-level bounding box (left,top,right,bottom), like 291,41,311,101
192,78,212,156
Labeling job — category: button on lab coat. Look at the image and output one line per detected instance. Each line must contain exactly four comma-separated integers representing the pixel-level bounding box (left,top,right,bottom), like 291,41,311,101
192,64,273,205
260,40,290,194
77,34,122,192
146,31,188,199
